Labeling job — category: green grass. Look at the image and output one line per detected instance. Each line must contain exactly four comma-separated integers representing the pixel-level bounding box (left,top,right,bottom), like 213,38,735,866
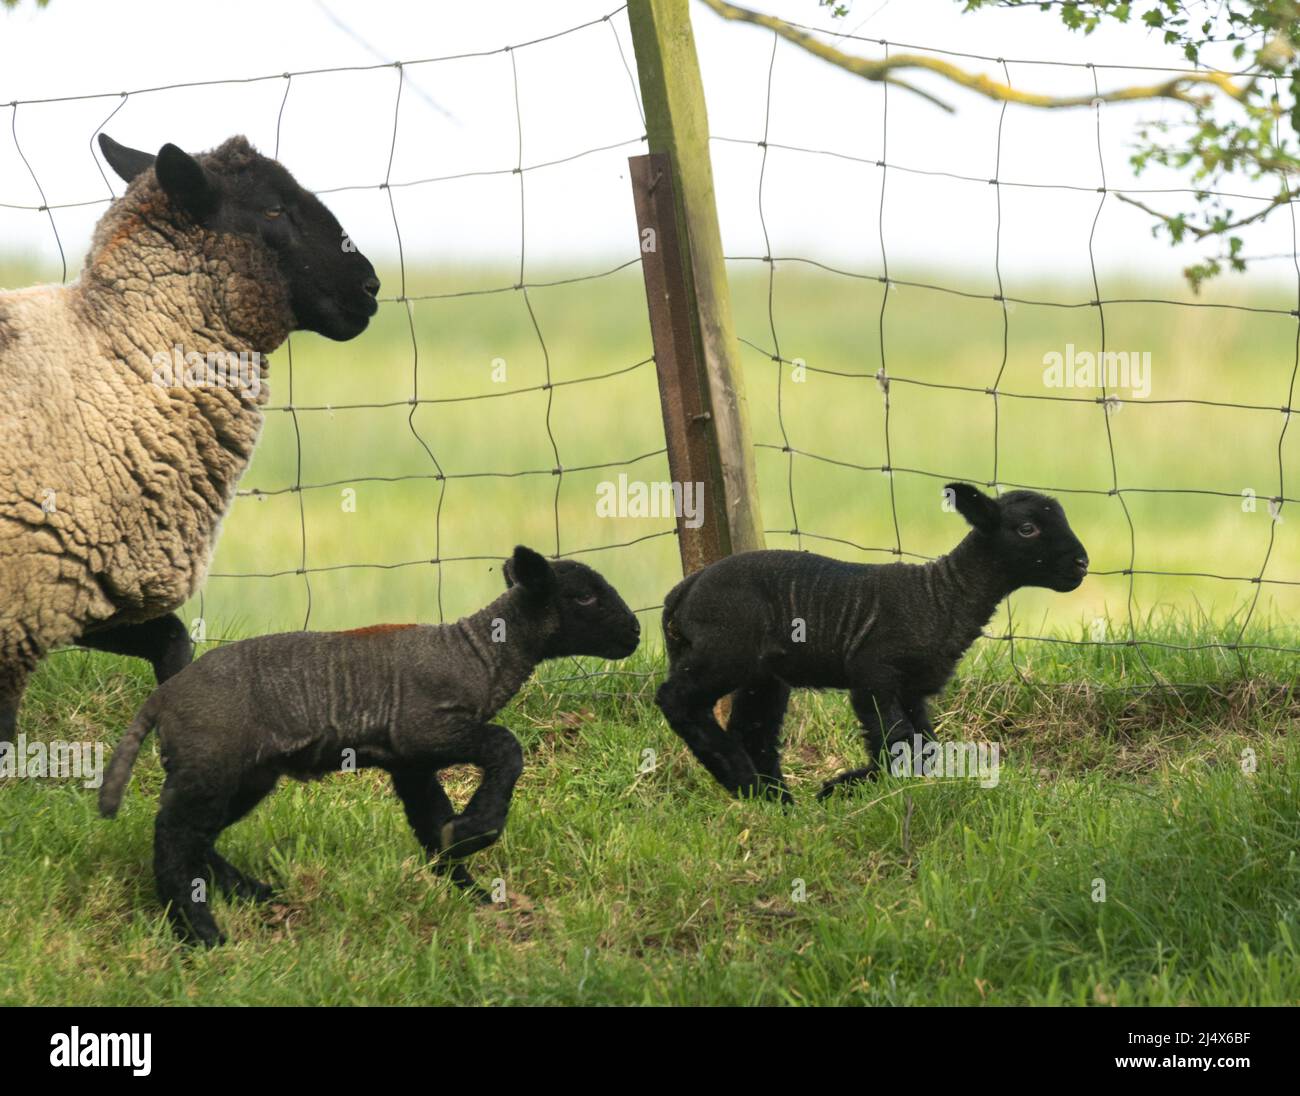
1,626,1298,1006
2,261,1297,1003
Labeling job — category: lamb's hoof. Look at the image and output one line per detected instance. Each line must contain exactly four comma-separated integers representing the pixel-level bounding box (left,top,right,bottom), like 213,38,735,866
734,773,794,806
173,918,226,948
211,862,276,903
234,878,276,904
465,884,495,905
442,865,493,904
816,766,879,802
440,819,500,858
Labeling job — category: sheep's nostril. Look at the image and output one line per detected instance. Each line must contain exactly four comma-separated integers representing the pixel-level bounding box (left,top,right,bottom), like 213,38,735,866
362,275,381,298
1076,557,1089,571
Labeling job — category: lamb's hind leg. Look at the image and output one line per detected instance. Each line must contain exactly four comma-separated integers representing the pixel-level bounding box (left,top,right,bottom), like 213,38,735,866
656,661,761,798
728,677,793,804
205,771,278,903
817,687,911,801
390,763,488,900
154,776,230,946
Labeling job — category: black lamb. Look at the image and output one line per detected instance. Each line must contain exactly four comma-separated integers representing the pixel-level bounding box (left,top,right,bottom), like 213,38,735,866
98,546,640,946
655,483,1088,803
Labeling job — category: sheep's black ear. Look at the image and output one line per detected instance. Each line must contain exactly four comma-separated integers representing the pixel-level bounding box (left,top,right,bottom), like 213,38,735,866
503,545,556,597
154,143,220,221
98,135,155,184
946,482,1000,534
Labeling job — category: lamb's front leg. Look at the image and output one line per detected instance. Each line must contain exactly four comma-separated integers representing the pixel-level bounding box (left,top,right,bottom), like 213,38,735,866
817,687,912,801
439,723,525,859
390,763,490,900
393,723,524,896
900,696,937,745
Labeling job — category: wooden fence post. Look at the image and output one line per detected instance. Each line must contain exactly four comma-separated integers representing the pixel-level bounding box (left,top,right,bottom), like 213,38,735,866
627,0,765,578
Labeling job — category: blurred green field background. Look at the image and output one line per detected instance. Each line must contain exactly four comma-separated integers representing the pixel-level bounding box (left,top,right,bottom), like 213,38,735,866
4,259,1298,664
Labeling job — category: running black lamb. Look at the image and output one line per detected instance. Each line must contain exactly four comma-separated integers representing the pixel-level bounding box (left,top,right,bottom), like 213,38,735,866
98,546,640,946
654,483,1087,803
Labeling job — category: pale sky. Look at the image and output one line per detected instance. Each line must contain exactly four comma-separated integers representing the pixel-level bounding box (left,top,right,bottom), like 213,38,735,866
1,0,1292,290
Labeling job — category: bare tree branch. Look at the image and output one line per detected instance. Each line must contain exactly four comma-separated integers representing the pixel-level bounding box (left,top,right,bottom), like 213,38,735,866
698,0,1251,111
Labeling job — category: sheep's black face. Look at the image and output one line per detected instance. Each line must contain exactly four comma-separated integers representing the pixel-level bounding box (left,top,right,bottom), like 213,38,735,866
947,483,1089,593
503,547,641,660
99,134,380,342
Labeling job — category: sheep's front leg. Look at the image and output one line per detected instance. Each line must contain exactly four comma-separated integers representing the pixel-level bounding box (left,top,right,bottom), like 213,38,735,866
390,764,489,900
78,612,194,683
0,677,21,746
817,687,912,801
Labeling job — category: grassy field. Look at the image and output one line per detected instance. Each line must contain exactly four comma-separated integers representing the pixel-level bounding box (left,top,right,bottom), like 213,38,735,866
1,635,1298,1005
1,262,1297,1003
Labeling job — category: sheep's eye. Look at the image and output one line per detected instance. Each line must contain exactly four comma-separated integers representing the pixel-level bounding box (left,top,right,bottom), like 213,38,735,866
1017,522,1040,538
574,594,598,607
264,206,285,220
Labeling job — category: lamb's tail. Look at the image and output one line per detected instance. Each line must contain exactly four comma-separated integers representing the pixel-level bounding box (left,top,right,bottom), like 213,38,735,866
661,570,703,663
99,692,162,818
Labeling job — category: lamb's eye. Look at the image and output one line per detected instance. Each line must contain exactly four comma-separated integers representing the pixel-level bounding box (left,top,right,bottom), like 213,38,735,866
1017,522,1039,538
574,594,598,607
264,206,284,220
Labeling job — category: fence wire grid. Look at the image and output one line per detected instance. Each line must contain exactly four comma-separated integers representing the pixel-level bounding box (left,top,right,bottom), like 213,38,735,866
5,5,1298,695
716,19,1299,691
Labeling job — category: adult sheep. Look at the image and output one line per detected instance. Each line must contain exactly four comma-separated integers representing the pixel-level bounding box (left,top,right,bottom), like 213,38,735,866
0,134,380,743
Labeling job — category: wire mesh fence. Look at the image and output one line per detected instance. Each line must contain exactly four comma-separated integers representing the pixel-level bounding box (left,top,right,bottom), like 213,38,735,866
3,6,677,698
715,20,1299,689
5,4,1298,694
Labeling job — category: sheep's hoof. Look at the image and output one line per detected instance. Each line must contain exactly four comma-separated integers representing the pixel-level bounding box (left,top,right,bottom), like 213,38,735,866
219,869,275,904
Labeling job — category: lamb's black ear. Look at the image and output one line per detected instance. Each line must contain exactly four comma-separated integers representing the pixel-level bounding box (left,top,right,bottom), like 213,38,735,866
946,482,1000,534
503,545,557,597
154,143,220,221
98,135,155,184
